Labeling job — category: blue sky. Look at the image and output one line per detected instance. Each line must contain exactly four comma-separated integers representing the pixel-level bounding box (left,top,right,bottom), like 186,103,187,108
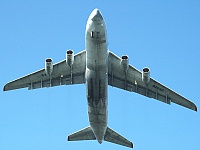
1,0,200,149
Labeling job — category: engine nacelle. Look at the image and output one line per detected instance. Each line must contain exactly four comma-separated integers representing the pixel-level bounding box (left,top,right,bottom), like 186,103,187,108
45,58,53,75
121,55,129,72
142,67,150,84
66,50,74,67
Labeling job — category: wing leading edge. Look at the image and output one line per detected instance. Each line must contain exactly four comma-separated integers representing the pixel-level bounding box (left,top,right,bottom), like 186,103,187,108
108,51,197,111
4,50,86,91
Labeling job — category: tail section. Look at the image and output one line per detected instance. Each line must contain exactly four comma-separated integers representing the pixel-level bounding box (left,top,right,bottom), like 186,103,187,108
68,126,133,148
68,126,96,141
104,127,134,148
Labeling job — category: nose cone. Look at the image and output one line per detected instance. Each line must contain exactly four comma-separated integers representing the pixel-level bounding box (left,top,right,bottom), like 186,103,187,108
93,8,101,16
90,8,103,21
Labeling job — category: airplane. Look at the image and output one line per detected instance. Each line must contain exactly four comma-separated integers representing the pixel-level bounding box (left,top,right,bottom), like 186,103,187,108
4,8,197,148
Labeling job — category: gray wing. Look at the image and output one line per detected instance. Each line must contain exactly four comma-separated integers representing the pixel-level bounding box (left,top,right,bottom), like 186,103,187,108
4,50,86,91
108,51,197,111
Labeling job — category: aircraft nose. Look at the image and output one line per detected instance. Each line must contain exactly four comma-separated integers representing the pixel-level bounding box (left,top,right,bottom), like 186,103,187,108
91,8,103,21
94,9,100,16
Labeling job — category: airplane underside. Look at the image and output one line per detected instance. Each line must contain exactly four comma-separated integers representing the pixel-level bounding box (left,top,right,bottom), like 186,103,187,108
3,8,197,149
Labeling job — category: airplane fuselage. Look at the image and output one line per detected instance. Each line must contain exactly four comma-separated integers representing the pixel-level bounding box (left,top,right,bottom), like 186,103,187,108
85,9,108,143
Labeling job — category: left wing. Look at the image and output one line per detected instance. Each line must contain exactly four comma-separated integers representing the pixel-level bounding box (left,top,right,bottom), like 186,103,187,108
108,51,197,111
4,50,86,91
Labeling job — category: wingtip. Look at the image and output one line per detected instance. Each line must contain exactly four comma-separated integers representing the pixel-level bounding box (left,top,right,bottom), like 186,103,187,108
195,106,197,112
3,84,11,92
131,142,134,148
3,85,7,91
192,103,198,112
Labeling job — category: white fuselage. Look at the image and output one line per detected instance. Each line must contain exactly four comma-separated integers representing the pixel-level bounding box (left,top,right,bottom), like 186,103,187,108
85,9,108,143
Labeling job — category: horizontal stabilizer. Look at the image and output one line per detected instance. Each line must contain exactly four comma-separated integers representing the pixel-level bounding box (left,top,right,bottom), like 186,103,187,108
104,127,133,148
68,126,96,141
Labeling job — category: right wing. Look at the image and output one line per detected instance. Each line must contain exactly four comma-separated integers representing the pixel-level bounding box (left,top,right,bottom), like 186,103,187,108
4,50,86,91
108,51,197,111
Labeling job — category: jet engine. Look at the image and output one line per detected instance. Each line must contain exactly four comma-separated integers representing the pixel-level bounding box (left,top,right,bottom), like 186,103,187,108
142,67,150,84
66,50,74,66
121,55,129,72
45,58,53,75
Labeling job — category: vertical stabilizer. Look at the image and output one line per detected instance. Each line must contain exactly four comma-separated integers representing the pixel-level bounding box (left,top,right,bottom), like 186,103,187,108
104,127,133,148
